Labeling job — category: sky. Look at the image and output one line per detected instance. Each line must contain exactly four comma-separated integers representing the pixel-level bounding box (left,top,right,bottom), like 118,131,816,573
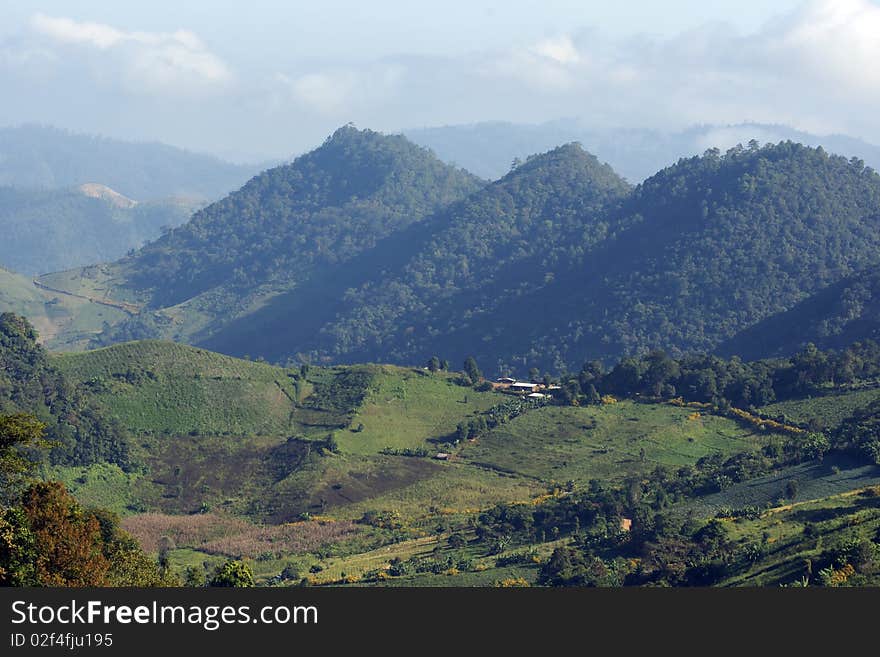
1,0,877,162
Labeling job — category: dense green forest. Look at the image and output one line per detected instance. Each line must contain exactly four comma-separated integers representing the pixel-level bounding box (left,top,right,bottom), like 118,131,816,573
0,313,129,467
90,126,483,346
719,265,880,360
0,186,198,275
203,141,630,363
448,141,880,373
0,124,259,201
28,131,880,378
311,143,629,363
270,140,880,373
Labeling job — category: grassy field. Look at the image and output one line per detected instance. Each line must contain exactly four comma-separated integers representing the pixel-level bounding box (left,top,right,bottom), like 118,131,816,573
717,486,880,586
39,339,880,587
0,266,126,350
52,340,300,435
316,458,545,521
45,463,145,515
38,262,146,306
338,367,498,455
681,454,880,518
0,266,49,320
460,401,776,487
759,388,880,430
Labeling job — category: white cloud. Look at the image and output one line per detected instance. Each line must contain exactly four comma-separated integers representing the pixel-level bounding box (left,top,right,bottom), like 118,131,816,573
27,13,232,94
276,65,405,116
530,36,581,65
4,2,880,160
31,14,125,49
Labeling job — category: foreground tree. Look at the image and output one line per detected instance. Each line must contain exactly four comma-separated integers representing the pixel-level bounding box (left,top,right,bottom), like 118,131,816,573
210,560,255,587
463,356,483,385
0,414,49,505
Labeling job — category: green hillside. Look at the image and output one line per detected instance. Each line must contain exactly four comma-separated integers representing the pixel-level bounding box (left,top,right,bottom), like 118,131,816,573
5,331,875,586
54,126,483,351
0,265,132,351
460,401,773,485
52,340,300,435
720,266,880,360
0,186,198,275
717,486,880,587
0,267,47,320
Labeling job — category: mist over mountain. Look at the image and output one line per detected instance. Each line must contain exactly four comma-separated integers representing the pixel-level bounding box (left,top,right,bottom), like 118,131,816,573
405,120,880,183
0,124,261,201
0,185,199,275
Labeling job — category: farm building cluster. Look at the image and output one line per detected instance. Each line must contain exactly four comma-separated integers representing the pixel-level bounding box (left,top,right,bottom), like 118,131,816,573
492,377,560,399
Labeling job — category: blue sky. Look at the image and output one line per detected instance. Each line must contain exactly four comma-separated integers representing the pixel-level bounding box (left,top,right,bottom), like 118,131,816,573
1,1,877,161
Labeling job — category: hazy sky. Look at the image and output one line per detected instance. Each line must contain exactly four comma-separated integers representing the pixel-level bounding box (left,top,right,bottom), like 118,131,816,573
2,0,877,161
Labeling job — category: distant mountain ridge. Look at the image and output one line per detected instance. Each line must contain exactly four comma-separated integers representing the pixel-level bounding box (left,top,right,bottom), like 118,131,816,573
405,120,880,183
0,124,261,200
75,125,484,348
28,128,880,376
0,185,200,275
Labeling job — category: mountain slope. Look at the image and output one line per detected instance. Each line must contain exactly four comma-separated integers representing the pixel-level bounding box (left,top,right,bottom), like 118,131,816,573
56,126,484,349
0,267,46,320
719,266,880,359
0,124,260,200
469,141,880,370
0,266,129,351
221,140,880,373
0,313,129,467
270,143,631,367
0,186,199,275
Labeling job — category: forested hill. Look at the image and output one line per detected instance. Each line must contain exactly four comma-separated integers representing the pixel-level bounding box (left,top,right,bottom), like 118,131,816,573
43,136,880,375
278,143,631,366
218,140,880,374
718,265,880,360
470,141,880,371
0,313,128,467
83,126,484,345
0,124,258,201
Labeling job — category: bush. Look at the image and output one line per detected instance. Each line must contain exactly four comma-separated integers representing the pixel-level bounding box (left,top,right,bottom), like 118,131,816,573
209,560,254,587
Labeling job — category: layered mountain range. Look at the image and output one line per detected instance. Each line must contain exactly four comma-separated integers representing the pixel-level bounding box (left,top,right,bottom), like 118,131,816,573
12,126,880,375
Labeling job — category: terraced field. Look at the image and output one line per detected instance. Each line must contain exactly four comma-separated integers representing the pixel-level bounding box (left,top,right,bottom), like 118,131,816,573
460,402,776,486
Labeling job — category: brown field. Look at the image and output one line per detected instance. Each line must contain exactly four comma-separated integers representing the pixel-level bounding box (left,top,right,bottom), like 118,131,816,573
122,512,361,558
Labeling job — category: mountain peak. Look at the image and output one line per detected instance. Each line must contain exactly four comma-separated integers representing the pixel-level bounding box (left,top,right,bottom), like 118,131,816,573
503,141,630,193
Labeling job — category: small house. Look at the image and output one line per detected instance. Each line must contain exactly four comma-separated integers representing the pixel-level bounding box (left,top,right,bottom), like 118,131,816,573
434,452,450,460
527,392,549,399
496,377,517,384
510,382,539,393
